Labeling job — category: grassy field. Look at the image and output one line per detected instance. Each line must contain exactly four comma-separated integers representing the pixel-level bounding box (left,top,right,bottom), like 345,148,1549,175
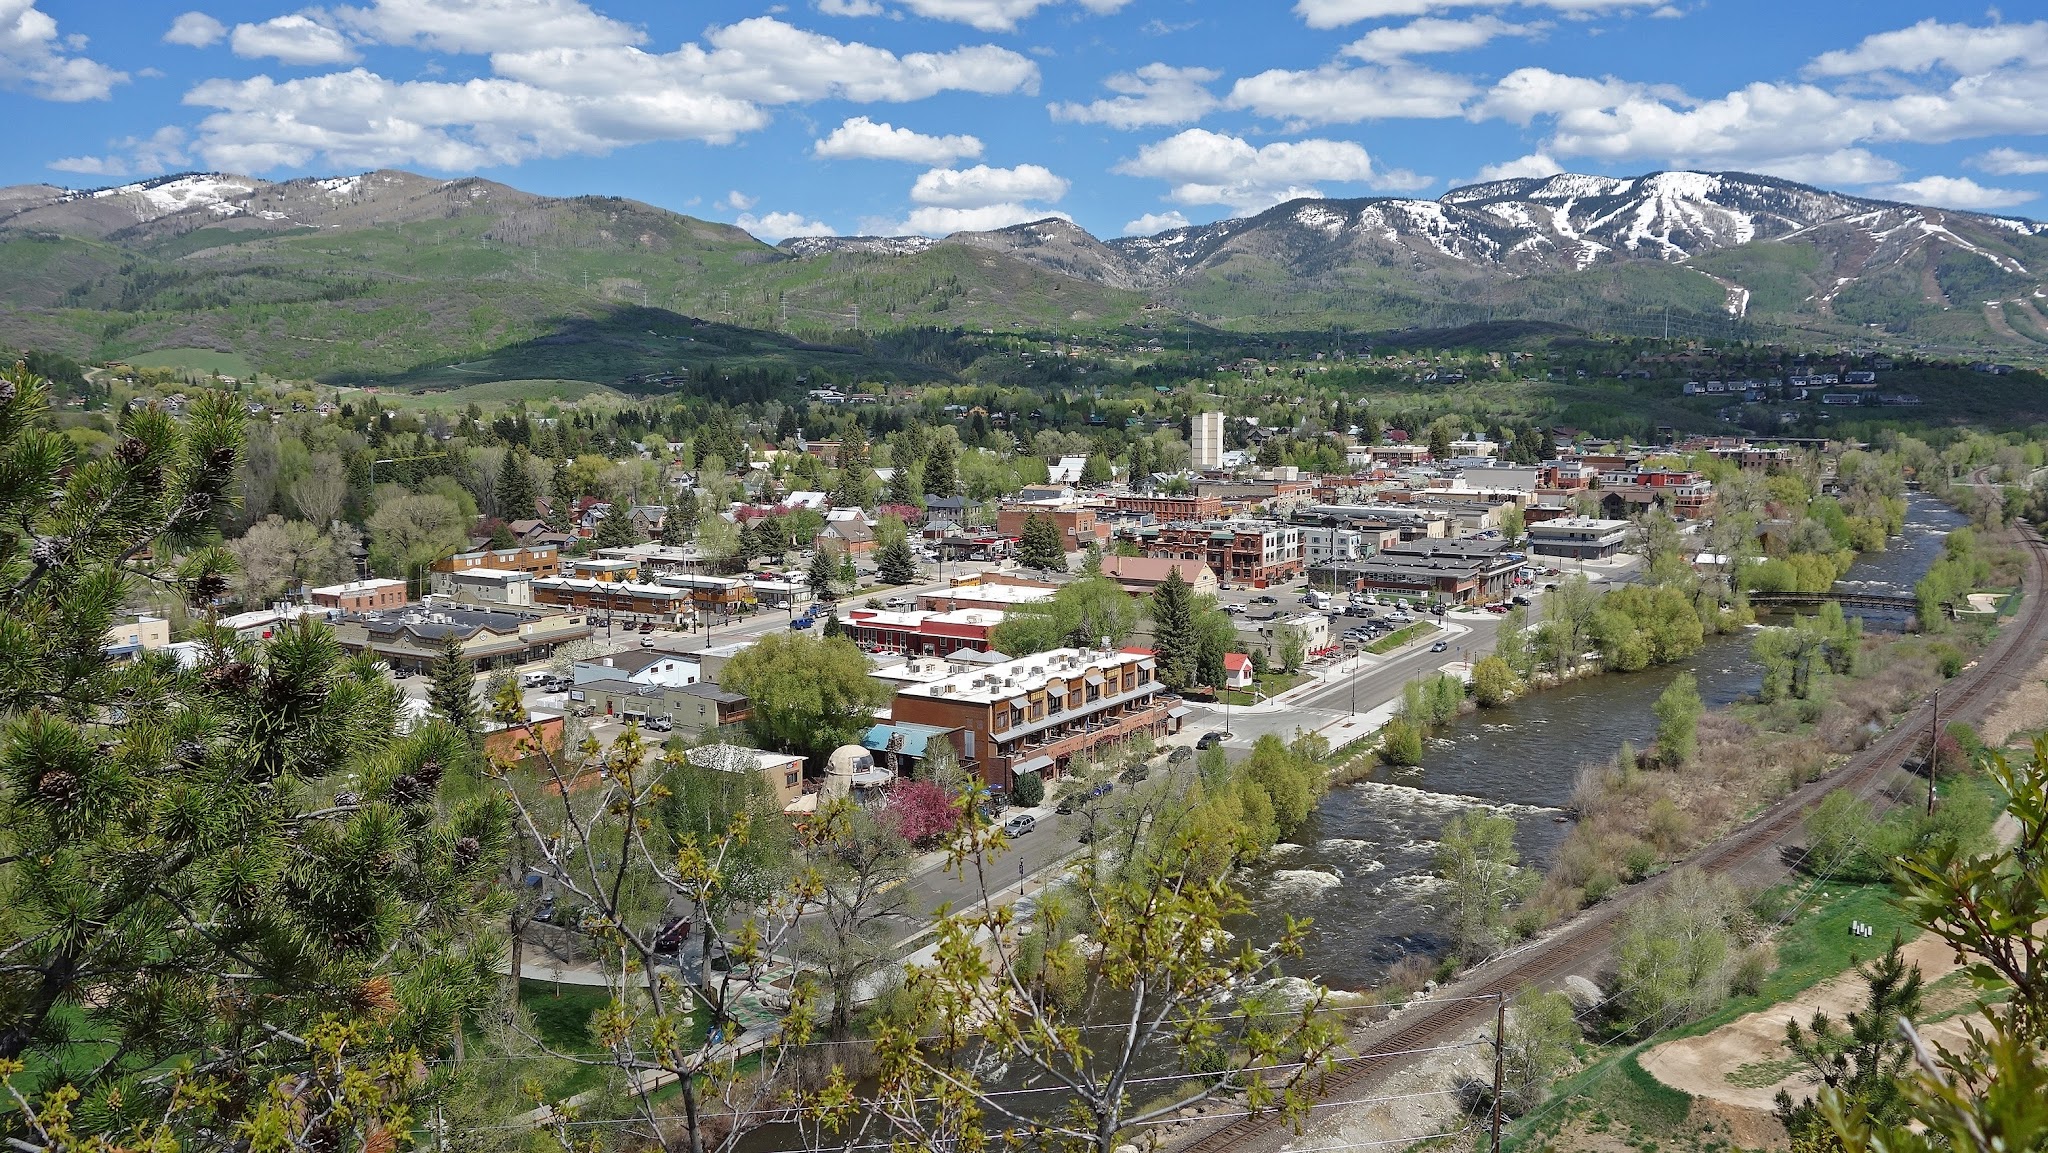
126,347,253,379
371,377,628,410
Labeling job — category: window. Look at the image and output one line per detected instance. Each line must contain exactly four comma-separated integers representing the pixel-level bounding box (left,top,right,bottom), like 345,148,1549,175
994,711,1009,731
784,770,799,788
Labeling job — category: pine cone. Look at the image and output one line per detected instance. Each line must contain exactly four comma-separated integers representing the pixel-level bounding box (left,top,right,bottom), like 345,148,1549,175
454,836,481,866
335,790,360,807
29,536,65,567
388,773,428,804
414,758,444,786
114,437,150,467
36,769,79,803
191,573,229,603
207,661,256,691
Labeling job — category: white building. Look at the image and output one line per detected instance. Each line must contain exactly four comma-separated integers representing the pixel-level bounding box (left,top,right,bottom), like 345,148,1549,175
1300,525,1375,566
1193,411,1225,471
571,649,703,688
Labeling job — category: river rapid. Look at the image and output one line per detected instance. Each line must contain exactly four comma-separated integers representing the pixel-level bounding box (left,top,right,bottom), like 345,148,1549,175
1236,494,1968,990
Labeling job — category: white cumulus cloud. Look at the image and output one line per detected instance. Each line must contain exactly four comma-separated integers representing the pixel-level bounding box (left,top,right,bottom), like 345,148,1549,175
817,0,887,15
865,203,1071,236
896,0,1131,34
1292,0,1662,30
1879,175,2036,211
335,0,645,55
1344,15,1536,63
1122,210,1191,235
1469,151,1562,183
1975,147,2048,176
738,210,838,240
1115,128,1392,213
164,11,226,47
1229,63,1473,125
814,115,983,164
231,15,359,65
1807,18,2048,77
910,163,1068,207
1049,63,1220,129
178,16,1038,173
0,0,126,101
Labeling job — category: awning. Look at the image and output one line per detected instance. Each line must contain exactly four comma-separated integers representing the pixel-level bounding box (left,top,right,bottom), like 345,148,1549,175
1014,755,1054,775
1168,706,1192,719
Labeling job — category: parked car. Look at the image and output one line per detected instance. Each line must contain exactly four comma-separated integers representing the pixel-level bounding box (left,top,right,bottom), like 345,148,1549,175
652,917,692,951
1252,594,1278,605
1195,731,1228,749
1003,814,1037,838
1512,594,1531,606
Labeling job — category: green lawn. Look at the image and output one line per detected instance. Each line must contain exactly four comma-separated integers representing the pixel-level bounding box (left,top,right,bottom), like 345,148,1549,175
1364,620,1437,654
1214,670,1306,705
373,377,627,410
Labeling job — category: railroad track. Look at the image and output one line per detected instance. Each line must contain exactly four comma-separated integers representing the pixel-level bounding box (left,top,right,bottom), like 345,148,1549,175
1172,525,2048,1153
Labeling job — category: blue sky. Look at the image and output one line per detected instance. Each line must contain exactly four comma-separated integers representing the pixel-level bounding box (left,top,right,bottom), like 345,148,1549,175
6,0,2048,240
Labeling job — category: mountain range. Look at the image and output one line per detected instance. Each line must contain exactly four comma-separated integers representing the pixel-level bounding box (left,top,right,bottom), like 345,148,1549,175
2,167,2044,389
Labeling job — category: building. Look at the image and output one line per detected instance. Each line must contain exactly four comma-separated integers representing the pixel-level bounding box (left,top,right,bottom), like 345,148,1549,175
571,679,750,736
1527,517,1632,561
103,615,171,661
1595,469,1715,520
838,606,1005,658
567,557,639,583
996,502,1108,551
1311,538,1521,606
1112,493,1223,522
890,645,1185,791
1238,612,1330,664
860,720,964,780
687,743,807,811
310,578,409,613
432,544,560,589
571,648,702,688
1122,521,1302,587
917,574,1059,614
532,577,693,628
1096,555,1220,598
438,567,535,608
216,604,337,643
1298,525,1381,567
816,517,875,555
1193,410,1225,471
332,605,593,673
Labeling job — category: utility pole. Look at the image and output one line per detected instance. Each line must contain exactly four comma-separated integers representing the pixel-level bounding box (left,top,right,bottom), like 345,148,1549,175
1491,991,1507,1153
1927,689,1939,817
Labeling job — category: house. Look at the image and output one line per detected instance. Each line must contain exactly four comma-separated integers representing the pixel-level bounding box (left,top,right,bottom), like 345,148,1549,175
309,578,408,613
688,743,807,811
1096,555,1220,598
505,519,556,546
889,645,1185,791
1222,652,1254,690
626,505,668,537
816,518,876,555
568,678,750,735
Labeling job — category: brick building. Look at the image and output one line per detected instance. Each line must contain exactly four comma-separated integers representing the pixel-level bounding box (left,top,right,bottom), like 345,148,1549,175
432,544,560,588
310,578,408,613
1111,493,1223,521
996,502,1109,551
1121,521,1303,586
889,646,1185,791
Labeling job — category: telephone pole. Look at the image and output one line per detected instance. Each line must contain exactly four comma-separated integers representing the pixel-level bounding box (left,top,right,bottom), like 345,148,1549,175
1927,689,1939,817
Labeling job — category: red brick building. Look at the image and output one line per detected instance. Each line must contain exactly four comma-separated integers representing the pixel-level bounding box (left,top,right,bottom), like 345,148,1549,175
996,503,1109,550
1112,493,1223,521
1120,521,1304,587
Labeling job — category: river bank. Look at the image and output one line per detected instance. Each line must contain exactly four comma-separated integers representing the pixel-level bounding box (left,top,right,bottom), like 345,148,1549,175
1232,494,1970,992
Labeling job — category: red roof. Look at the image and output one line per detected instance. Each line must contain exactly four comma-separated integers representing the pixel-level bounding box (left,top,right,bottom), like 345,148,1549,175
1223,652,1252,673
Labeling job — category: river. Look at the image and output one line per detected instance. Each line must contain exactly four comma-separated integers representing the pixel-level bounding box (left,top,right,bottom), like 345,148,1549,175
1236,493,1967,990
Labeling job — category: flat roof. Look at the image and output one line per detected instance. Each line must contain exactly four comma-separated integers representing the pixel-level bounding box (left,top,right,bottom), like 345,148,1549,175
897,646,1152,705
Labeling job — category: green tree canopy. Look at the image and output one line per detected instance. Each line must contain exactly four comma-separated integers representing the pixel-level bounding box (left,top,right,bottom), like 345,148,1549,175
719,632,891,762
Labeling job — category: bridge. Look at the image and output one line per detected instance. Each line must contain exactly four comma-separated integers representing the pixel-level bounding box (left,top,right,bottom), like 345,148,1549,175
1748,590,1920,612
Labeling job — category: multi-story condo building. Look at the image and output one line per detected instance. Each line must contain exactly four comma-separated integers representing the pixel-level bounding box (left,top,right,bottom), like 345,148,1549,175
889,646,1185,791
1193,411,1225,471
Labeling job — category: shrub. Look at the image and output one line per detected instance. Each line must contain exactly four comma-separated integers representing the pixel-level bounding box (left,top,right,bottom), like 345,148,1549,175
1380,717,1425,766
1011,770,1045,808
1471,656,1523,707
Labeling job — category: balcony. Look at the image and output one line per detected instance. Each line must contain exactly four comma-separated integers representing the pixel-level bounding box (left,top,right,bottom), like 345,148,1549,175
1009,697,1181,765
